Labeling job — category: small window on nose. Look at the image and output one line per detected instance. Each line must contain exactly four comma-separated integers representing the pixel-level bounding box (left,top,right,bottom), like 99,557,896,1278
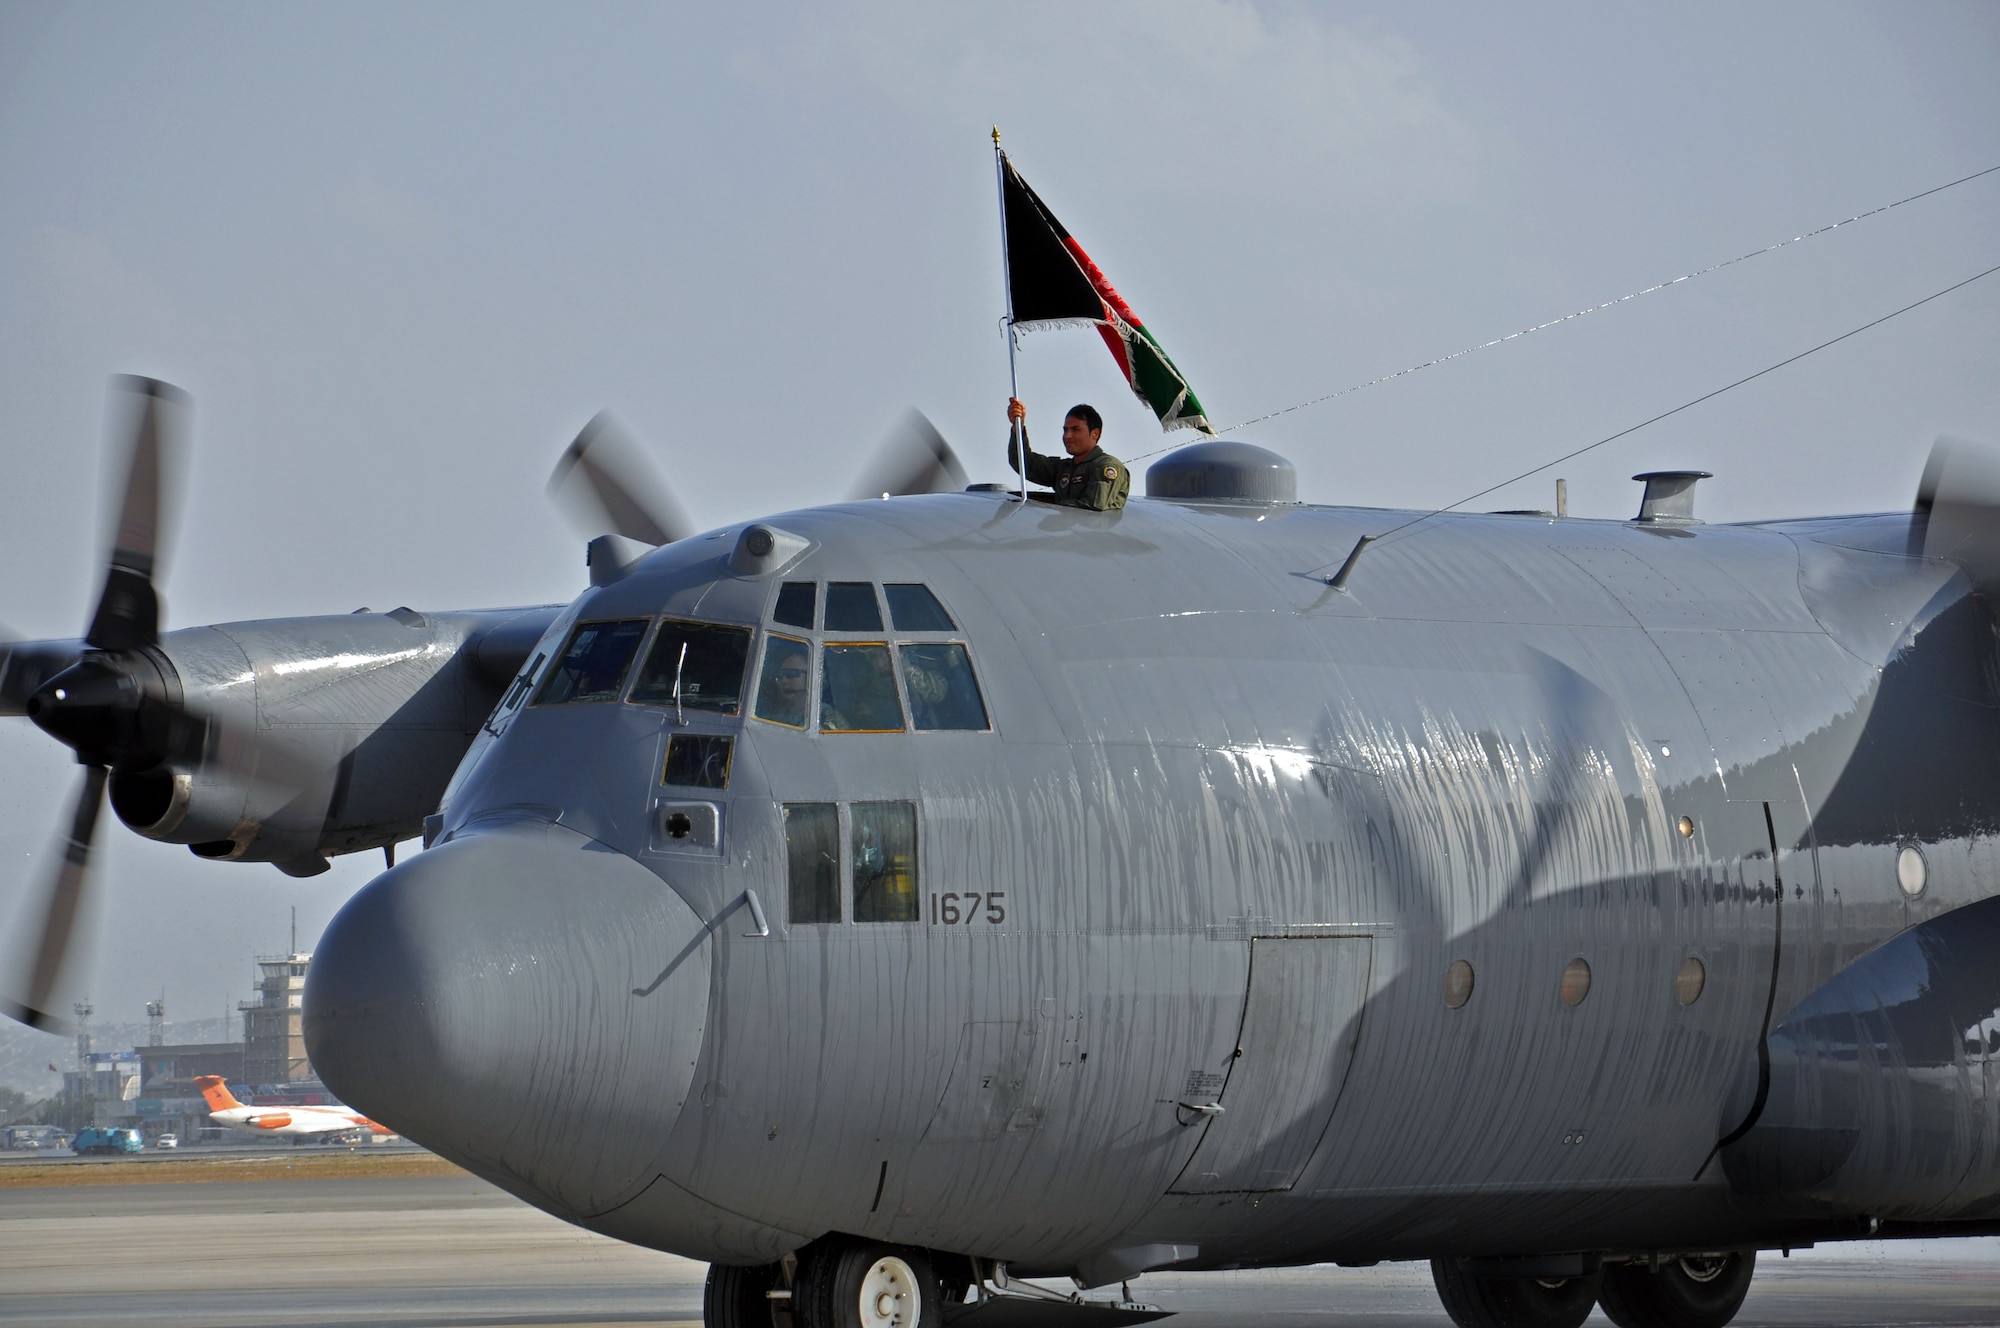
663,734,733,789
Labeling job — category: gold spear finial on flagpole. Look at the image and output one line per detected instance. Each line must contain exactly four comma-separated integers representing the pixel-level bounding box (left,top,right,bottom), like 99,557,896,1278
992,125,1001,146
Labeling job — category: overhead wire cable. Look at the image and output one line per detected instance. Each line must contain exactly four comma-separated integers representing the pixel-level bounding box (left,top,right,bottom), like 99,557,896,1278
1129,162,2000,463
1312,258,2000,583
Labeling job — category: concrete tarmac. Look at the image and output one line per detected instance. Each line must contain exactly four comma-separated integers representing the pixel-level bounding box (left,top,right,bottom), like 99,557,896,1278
1,1174,1995,1327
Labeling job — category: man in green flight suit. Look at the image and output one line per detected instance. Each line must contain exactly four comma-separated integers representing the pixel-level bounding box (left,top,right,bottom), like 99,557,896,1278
1005,398,1131,511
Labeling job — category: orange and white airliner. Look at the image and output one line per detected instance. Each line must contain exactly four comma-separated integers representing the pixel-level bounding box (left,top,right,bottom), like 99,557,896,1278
193,1075,392,1139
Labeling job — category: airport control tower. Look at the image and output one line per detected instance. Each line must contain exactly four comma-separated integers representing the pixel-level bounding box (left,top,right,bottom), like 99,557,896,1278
239,952,313,1086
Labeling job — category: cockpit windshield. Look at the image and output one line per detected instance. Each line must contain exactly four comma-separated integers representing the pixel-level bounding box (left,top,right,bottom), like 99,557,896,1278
535,620,650,705
629,620,752,714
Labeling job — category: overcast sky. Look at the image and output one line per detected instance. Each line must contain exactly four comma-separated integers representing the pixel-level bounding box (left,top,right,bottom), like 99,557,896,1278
0,3,1995,1073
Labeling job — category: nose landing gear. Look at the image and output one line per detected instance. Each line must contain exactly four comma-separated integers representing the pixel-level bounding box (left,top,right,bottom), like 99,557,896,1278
794,1240,941,1328
703,1261,781,1328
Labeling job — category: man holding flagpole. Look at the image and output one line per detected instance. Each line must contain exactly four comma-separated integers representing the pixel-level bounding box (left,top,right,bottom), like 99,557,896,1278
1004,398,1130,511
992,138,1214,484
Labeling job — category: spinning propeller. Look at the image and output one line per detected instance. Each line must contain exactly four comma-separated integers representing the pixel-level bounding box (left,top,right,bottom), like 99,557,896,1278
1916,435,2000,592
847,409,970,502
548,407,971,548
3,377,199,1031
547,411,698,547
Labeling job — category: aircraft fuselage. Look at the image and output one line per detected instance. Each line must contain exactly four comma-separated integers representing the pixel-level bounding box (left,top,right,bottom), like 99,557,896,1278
304,491,2000,1277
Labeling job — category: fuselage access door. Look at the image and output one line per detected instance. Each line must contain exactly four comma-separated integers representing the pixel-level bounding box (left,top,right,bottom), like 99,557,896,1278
1167,934,1373,1194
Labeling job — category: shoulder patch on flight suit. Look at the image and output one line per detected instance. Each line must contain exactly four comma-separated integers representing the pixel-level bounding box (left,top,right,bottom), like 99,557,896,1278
1104,466,1117,479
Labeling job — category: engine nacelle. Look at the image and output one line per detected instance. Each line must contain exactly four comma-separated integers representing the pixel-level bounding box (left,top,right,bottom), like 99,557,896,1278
107,606,555,876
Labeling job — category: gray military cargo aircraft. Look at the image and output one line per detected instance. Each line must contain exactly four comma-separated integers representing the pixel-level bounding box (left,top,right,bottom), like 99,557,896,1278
5,375,2000,1328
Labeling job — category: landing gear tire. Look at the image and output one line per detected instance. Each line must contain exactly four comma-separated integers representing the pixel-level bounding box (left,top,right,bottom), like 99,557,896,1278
704,1261,780,1328
1597,1251,1756,1328
796,1240,941,1328
1431,1259,1602,1328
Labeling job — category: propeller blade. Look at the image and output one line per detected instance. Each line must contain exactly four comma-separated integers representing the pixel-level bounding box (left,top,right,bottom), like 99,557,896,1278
1917,436,2000,591
1,765,108,1032
0,633,82,718
547,411,696,547
846,409,969,501
85,377,188,653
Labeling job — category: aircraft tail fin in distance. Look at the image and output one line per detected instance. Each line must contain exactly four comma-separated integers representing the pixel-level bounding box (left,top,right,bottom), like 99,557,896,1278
193,1074,243,1112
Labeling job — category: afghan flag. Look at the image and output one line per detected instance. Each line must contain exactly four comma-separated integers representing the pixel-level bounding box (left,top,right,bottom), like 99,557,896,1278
1000,153,1212,435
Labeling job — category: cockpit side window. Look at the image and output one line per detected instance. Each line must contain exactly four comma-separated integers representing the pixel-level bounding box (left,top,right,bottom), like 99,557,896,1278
898,643,989,730
629,620,752,714
754,634,812,728
823,582,883,632
820,643,905,732
884,584,955,631
534,620,650,705
773,581,817,630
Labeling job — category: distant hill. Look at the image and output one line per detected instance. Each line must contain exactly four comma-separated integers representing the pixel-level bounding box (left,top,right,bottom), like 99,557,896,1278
0,1016,234,1098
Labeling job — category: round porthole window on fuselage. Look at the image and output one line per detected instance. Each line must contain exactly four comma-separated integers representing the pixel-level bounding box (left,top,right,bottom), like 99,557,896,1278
1675,955,1705,1006
1560,957,1592,1007
1897,843,1927,897
1443,960,1474,1009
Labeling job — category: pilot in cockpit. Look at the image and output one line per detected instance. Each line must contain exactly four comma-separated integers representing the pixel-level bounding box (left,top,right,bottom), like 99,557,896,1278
1005,398,1131,511
755,637,811,728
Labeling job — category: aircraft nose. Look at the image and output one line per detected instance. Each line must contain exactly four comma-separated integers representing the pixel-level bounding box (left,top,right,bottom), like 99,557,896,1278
305,818,712,1217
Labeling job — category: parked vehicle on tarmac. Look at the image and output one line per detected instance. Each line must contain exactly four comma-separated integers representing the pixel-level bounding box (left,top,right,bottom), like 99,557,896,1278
152,1133,178,1149
71,1127,143,1155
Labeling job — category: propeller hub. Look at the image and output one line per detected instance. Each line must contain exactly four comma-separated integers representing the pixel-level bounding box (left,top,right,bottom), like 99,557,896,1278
27,652,179,770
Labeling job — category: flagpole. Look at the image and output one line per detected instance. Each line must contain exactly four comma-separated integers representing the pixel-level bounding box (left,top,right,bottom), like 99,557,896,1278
993,127,1026,503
